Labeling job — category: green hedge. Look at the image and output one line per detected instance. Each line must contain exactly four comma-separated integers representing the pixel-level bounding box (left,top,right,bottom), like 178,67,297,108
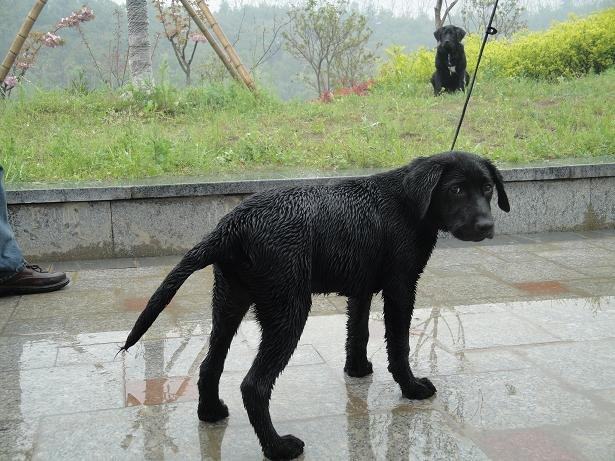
378,8,615,85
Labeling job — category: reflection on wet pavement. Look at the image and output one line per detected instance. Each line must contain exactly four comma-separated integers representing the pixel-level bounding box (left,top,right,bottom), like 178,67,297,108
1,230,615,460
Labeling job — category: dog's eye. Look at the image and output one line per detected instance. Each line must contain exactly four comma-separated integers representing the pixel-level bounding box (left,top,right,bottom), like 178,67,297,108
483,184,493,193
450,185,462,195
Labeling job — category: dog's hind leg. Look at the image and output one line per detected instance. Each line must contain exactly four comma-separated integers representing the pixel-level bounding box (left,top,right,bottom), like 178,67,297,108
198,266,251,422
241,295,310,460
344,294,373,377
383,280,437,400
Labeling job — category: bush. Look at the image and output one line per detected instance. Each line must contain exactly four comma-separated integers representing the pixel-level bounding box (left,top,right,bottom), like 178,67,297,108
378,8,615,84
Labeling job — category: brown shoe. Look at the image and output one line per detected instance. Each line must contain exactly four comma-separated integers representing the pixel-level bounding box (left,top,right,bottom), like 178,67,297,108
0,264,70,296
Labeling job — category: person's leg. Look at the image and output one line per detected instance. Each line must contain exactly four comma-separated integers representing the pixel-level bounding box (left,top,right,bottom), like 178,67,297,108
0,166,69,295
0,166,26,282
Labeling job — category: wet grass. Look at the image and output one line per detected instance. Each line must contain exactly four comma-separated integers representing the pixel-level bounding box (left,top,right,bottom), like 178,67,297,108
0,70,613,183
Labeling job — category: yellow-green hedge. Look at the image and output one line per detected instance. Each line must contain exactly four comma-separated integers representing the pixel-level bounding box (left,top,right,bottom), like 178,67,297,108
378,8,615,84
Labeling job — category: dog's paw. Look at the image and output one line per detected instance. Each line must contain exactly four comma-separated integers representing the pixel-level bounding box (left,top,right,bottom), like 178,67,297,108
197,399,229,422
264,434,305,460
401,377,437,400
344,359,373,378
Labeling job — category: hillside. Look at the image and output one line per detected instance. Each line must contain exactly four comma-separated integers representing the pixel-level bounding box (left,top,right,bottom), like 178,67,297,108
1,70,613,183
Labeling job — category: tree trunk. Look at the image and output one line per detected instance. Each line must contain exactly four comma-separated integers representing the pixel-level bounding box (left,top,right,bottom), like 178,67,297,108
126,0,153,86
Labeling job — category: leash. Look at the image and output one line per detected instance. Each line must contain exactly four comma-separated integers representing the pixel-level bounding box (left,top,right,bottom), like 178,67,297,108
450,0,500,151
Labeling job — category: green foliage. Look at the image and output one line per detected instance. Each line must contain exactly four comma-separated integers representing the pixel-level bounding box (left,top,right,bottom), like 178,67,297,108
378,8,615,85
283,0,375,95
0,70,613,183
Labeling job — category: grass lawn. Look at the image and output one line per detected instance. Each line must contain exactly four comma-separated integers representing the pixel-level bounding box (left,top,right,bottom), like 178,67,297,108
0,70,613,183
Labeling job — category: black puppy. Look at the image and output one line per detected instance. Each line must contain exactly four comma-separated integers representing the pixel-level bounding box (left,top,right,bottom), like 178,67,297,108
431,25,470,95
121,151,510,460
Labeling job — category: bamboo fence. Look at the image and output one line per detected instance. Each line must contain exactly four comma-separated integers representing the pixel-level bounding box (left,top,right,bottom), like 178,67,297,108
194,0,256,90
177,0,252,89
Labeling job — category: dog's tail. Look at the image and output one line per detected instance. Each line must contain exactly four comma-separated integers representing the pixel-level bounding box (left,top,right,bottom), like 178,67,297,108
119,234,220,353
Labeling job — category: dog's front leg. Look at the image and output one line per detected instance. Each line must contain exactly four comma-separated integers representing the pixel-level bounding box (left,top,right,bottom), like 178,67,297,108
383,280,437,400
344,294,373,377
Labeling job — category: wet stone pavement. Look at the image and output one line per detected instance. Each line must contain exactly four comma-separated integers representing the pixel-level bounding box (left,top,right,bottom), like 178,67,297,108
1,230,615,460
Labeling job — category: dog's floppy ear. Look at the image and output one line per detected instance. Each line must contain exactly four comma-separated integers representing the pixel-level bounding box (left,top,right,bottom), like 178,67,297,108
403,157,444,220
483,159,510,212
433,27,443,42
455,26,466,42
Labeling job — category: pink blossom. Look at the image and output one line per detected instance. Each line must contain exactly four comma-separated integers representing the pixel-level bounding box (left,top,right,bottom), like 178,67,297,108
190,33,208,43
3,75,18,90
42,32,63,47
75,6,95,22
57,7,95,28
16,61,31,70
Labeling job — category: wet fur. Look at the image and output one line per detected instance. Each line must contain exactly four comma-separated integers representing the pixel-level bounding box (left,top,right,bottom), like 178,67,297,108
431,25,470,95
121,151,509,460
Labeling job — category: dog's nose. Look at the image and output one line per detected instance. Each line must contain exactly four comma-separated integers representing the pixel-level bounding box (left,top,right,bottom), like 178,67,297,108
475,218,494,234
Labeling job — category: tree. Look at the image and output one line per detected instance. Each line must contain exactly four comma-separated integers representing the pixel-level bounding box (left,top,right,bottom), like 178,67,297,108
461,0,526,38
434,0,460,30
283,0,374,97
1,6,95,97
126,0,153,86
152,0,201,85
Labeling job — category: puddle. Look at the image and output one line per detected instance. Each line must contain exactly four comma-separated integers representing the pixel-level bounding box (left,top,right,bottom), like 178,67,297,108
125,376,198,406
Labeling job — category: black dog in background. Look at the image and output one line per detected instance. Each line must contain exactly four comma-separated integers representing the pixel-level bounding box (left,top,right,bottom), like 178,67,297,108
121,151,510,460
431,25,470,95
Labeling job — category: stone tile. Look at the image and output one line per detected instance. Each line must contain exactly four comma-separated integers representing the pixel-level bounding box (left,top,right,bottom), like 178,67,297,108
64,314,212,343
519,340,615,391
574,265,615,278
461,348,533,373
0,296,18,330
521,231,589,244
565,278,615,297
513,280,572,295
472,427,584,461
536,247,615,268
549,421,615,461
310,295,338,315
509,296,615,341
34,404,489,461
431,312,560,352
431,368,611,430
416,275,524,306
2,316,66,336
0,362,124,420
0,418,37,461
423,263,484,277
11,290,120,320
487,260,585,284
428,247,504,268
0,336,59,371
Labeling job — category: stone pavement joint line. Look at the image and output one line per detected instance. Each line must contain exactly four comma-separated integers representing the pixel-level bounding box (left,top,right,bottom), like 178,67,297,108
1,230,614,460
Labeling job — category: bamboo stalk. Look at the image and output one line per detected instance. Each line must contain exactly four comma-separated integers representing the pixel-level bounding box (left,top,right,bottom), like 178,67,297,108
177,0,244,86
0,0,48,84
194,0,256,90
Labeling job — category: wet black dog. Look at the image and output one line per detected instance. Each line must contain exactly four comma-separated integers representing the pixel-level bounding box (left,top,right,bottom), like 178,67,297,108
431,25,470,95
121,151,510,460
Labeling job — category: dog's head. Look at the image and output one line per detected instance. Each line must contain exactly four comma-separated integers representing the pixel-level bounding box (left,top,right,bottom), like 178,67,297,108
403,151,510,242
434,25,466,51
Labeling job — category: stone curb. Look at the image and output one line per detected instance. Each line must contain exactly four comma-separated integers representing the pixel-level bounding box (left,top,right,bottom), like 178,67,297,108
6,162,615,205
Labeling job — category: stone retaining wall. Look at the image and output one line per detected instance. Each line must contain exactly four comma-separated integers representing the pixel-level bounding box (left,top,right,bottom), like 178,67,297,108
6,162,614,260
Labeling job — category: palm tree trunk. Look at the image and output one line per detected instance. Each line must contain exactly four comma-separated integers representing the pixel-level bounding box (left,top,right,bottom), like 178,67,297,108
126,0,153,86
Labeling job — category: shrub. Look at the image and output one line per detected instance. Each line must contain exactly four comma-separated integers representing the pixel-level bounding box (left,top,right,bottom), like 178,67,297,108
378,8,615,84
